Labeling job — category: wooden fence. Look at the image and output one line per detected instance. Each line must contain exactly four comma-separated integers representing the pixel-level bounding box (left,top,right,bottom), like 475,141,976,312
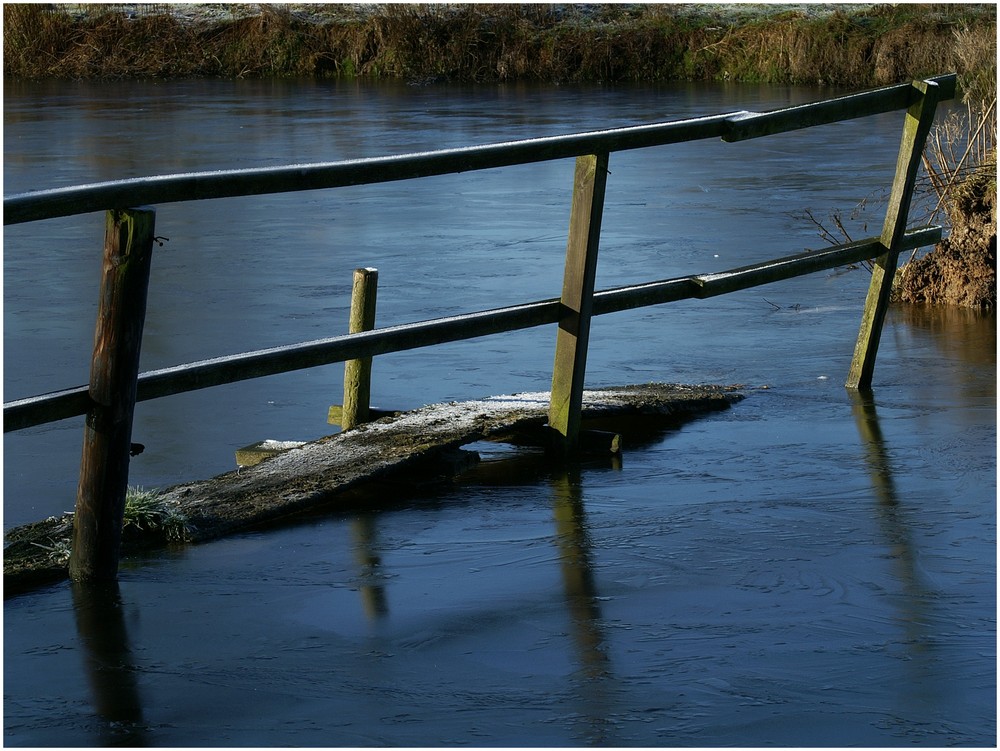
3,74,955,580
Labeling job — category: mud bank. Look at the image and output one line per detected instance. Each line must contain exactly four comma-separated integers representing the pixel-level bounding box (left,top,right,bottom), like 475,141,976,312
3,383,742,595
896,165,997,308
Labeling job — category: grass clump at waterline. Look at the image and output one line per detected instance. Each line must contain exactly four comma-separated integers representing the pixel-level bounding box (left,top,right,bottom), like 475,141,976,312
4,486,191,572
3,3,995,91
121,485,192,543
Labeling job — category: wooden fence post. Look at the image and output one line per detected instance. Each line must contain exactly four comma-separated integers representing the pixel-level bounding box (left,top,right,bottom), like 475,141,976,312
847,80,941,390
69,208,156,582
548,153,610,455
340,267,378,430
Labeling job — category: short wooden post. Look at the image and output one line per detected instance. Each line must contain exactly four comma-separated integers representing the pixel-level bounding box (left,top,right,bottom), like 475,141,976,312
548,153,610,455
69,208,156,582
847,80,941,390
341,267,378,430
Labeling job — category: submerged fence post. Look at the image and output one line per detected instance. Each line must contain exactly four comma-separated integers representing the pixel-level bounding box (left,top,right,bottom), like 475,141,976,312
340,267,378,430
69,207,156,582
847,80,941,390
548,153,610,455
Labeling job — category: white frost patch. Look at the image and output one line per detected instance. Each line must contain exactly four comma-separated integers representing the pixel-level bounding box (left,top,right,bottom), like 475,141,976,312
354,388,648,438
258,440,306,451
475,388,639,411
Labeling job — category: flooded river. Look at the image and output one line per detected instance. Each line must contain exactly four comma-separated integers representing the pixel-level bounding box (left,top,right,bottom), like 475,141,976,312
4,79,996,746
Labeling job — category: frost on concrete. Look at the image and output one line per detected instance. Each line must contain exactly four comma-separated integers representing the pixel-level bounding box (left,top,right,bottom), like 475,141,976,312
161,383,742,540
4,383,741,592
258,439,307,451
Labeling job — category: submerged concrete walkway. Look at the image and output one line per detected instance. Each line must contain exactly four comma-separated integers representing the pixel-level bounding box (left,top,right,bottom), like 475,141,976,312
4,383,742,594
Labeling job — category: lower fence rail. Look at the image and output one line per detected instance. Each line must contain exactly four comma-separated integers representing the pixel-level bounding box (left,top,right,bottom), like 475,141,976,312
2,224,942,434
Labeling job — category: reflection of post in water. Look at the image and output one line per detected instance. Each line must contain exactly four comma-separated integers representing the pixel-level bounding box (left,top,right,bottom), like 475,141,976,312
848,391,931,655
351,513,388,620
550,469,614,745
550,469,610,677
850,390,899,508
70,581,147,746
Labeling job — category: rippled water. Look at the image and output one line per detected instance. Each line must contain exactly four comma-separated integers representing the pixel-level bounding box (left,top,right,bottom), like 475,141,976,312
4,79,995,746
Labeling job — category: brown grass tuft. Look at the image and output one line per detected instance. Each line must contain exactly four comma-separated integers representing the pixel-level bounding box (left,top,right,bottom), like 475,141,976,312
3,3,996,87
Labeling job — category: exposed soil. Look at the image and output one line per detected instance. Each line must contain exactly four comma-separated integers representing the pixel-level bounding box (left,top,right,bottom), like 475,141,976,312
896,169,997,308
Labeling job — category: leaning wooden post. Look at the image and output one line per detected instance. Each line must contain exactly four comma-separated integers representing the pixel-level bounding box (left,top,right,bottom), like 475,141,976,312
69,208,156,582
341,267,378,430
846,80,941,390
548,153,610,455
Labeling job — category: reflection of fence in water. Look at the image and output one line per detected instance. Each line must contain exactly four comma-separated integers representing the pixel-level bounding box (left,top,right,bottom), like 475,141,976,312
2,74,955,581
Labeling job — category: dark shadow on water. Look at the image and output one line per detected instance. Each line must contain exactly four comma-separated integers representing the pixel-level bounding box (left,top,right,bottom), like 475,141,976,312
60,416,690,741
70,581,148,747
351,512,388,621
300,440,622,741
54,393,971,743
848,389,937,689
889,304,997,404
891,303,996,367
549,467,615,746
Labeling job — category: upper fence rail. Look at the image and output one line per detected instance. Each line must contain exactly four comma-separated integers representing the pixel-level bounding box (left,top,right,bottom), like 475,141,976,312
4,74,956,226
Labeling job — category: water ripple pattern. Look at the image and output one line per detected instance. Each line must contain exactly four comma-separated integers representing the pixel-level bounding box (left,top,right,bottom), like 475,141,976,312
4,79,995,746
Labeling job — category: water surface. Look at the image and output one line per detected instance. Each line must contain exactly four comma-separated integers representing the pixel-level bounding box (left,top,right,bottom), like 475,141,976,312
3,79,995,746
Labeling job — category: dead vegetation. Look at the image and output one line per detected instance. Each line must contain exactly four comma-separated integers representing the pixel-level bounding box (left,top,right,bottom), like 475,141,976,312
895,146,996,309
3,3,995,90
792,12,996,310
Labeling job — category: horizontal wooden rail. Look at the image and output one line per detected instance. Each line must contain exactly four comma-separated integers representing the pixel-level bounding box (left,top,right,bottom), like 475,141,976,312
3,75,955,226
3,225,941,433
592,227,943,313
720,74,954,141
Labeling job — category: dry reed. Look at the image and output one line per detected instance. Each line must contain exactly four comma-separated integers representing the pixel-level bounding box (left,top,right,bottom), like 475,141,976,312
4,3,995,90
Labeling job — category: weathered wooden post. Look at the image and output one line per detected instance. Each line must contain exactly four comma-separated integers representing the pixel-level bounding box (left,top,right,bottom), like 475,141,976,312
336,267,378,430
847,80,941,390
69,208,156,582
548,153,610,455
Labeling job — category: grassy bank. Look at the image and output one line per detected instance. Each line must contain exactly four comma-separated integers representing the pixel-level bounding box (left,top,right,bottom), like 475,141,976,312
3,3,995,95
